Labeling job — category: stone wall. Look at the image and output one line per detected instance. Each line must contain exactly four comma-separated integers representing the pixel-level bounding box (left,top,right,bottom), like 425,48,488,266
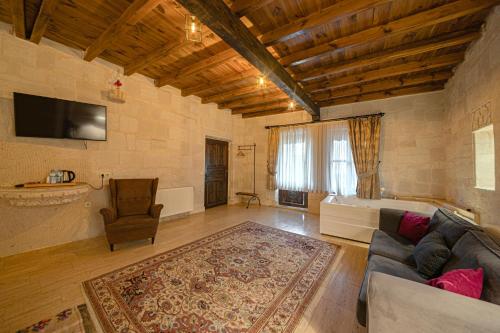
443,6,500,226
321,91,447,199
0,26,244,256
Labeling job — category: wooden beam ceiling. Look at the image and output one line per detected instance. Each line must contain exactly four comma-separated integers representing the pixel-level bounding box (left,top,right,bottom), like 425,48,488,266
29,0,59,44
230,0,276,18
232,100,293,114
318,83,446,107
202,85,280,104
313,71,452,101
242,107,303,118
218,91,288,109
84,0,163,62
155,47,239,87
181,68,258,97
279,0,498,67
176,0,320,118
9,0,25,39
260,0,391,46
295,30,480,82
305,52,464,93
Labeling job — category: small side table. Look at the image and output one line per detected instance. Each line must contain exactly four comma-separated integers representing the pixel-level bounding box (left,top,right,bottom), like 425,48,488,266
236,192,261,209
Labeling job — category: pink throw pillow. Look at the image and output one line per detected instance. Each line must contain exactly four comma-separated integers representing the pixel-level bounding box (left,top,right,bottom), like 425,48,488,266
427,268,484,299
398,212,430,245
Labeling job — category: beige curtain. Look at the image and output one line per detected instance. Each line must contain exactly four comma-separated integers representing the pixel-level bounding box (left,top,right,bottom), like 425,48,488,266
266,127,279,190
348,116,382,199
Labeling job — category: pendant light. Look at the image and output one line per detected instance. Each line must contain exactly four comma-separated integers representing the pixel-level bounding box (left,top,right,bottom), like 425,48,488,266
185,15,202,43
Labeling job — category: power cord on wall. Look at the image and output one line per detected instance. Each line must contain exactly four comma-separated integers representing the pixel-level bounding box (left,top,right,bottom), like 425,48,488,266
88,174,105,190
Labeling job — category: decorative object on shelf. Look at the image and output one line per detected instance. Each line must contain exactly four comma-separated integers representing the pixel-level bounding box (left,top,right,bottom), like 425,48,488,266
0,183,90,207
235,144,261,208
257,74,267,89
185,15,202,43
107,70,125,103
46,169,76,184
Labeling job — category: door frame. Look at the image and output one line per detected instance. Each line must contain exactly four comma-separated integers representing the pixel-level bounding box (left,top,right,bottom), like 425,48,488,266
204,136,231,208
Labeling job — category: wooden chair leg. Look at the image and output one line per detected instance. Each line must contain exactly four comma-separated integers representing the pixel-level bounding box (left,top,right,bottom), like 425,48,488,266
109,243,114,252
151,237,155,244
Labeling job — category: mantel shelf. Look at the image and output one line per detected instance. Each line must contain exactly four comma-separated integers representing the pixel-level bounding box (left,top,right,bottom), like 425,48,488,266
0,184,90,207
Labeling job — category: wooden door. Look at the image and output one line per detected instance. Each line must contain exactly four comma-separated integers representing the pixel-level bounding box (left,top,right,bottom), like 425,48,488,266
205,138,228,208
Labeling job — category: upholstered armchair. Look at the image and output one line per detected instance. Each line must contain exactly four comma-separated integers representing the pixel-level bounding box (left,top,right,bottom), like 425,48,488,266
100,178,163,251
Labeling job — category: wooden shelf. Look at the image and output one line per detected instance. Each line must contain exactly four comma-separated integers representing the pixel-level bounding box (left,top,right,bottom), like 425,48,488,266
0,184,90,207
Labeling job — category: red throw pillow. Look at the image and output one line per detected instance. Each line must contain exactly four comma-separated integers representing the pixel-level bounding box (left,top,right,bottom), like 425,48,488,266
427,268,484,299
398,211,430,245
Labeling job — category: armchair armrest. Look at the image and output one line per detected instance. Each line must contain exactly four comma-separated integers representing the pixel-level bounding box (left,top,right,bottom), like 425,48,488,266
367,272,500,333
378,208,405,234
100,207,116,225
150,204,164,219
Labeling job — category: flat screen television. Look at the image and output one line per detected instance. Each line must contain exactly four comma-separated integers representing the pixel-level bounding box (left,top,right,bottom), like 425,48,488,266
14,92,107,141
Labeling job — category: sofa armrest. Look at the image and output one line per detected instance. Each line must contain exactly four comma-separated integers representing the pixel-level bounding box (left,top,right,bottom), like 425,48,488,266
367,272,500,333
100,207,116,225
378,208,405,234
150,204,164,219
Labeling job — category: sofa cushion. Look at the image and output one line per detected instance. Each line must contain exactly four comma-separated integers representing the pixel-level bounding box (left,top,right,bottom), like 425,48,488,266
427,268,484,299
116,179,154,216
369,230,416,266
414,231,451,278
357,255,426,326
443,230,500,305
428,208,478,248
379,208,405,234
398,212,430,245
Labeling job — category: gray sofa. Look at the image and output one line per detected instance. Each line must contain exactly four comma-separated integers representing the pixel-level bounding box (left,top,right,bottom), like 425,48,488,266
357,207,500,327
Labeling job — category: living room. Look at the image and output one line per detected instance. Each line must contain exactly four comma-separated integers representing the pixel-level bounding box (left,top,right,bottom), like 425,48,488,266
1,0,499,332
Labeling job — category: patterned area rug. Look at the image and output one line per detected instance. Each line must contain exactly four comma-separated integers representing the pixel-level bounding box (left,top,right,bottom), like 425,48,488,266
83,222,338,332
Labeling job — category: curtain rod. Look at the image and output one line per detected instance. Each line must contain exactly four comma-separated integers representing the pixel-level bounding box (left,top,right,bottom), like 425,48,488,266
264,112,385,129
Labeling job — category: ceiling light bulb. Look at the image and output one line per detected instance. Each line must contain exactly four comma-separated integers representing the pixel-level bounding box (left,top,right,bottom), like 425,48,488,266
288,101,296,110
257,75,266,88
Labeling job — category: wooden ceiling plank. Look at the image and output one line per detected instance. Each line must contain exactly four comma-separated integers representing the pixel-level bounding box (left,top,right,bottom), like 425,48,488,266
84,0,163,62
29,0,60,44
241,107,304,118
280,0,498,67
313,71,452,101
182,68,258,97
296,30,480,82
230,0,276,17
260,0,391,46
124,38,187,76
218,91,288,109
155,48,239,87
305,52,464,93
232,100,292,114
176,0,320,117
9,0,26,39
202,85,281,104
318,83,446,107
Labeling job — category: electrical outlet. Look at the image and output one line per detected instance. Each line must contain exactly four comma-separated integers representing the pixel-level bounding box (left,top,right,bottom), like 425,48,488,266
84,201,92,208
100,171,112,180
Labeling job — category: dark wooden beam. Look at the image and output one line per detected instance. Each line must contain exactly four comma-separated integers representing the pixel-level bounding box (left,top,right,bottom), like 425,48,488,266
312,71,453,101
260,0,391,46
176,0,319,117
155,48,239,87
84,0,163,62
182,68,258,97
9,0,26,39
304,52,463,93
232,100,293,114
295,30,480,82
280,0,498,67
318,83,446,107
29,0,60,44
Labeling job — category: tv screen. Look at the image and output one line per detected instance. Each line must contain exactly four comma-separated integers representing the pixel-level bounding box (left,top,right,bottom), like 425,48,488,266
14,93,107,141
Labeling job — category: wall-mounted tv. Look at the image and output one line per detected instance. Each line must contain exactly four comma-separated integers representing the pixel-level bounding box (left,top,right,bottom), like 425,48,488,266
13,92,107,141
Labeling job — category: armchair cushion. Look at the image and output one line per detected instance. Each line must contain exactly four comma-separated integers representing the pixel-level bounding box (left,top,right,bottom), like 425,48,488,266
116,179,155,216
106,215,158,232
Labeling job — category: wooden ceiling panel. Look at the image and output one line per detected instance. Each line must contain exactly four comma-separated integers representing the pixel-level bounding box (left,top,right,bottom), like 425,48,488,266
0,0,496,117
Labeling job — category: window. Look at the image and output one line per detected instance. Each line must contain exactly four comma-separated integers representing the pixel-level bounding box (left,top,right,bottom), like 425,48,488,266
275,122,357,195
474,124,495,190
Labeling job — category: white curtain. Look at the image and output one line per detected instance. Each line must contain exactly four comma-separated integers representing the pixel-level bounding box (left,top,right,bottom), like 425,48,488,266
276,121,356,195
323,121,357,196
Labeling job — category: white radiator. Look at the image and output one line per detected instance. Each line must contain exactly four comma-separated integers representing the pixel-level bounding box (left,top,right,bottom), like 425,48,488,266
157,187,194,218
